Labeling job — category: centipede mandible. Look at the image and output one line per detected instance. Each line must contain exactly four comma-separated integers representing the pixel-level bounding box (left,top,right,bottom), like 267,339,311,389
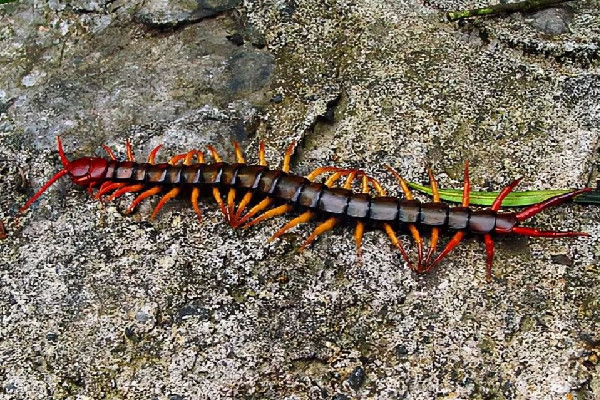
18,137,591,281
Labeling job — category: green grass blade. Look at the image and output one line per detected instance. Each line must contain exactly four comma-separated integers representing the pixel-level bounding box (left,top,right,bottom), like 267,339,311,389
407,182,574,207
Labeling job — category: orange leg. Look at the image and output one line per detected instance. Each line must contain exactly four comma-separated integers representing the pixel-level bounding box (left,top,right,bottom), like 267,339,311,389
354,175,369,258
106,184,145,202
299,217,338,252
237,198,272,227
424,166,441,267
227,188,238,226
384,166,423,271
233,192,254,226
150,188,180,220
191,188,202,222
212,187,229,222
242,204,294,229
148,144,163,164
102,145,117,160
233,141,245,163
269,211,315,241
125,139,134,161
258,141,267,166
425,161,470,272
282,140,296,173
226,142,247,225
126,187,161,214
207,145,222,162
95,182,127,200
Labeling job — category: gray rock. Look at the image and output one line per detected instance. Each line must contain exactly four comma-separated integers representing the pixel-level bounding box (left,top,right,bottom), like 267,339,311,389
530,8,572,35
136,0,242,27
0,0,599,399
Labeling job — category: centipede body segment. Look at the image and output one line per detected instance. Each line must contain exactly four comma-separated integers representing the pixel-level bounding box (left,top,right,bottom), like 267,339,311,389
18,137,590,281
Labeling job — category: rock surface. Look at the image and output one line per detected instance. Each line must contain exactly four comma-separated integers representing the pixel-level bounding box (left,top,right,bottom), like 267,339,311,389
0,0,599,399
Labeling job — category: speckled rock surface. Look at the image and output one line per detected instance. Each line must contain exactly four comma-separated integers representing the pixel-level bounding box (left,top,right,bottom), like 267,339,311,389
0,0,599,399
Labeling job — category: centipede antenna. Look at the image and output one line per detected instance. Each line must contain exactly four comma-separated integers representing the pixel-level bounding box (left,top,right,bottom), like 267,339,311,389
57,136,70,168
19,169,69,213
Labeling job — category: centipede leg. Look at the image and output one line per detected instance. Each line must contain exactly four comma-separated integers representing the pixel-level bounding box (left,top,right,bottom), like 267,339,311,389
126,187,161,214
191,188,202,222
151,188,180,220
484,234,494,282
424,166,441,267
475,176,523,280
125,139,135,161
354,175,369,258
258,141,267,166
95,182,127,200
106,184,145,202
515,188,591,222
233,192,254,226
426,161,470,272
227,142,246,225
242,204,294,229
212,187,229,222
231,140,264,224
207,145,222,162
102,145,117,160
282,140,296,173
269,211,315,241
299,217,339,252
237,198,272,227
148,144,163,164
376,170,419,270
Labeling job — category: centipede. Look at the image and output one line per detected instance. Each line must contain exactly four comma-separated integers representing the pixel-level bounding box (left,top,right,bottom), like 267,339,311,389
18,137,591,281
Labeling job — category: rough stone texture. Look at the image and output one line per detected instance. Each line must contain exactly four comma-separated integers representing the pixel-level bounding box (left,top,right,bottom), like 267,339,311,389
0,0,599,399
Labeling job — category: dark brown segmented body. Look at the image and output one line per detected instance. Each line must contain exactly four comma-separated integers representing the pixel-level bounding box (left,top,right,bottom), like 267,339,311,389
98,159,517,235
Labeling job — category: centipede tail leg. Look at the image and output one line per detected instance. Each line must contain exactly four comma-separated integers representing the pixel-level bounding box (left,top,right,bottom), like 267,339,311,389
426,161,470,272
515,188,591,223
